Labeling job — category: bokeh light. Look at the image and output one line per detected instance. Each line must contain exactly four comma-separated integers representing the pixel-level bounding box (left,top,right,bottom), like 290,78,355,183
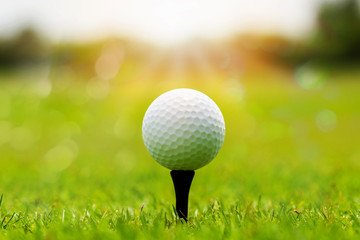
9,126,36,151
44,140,78,172
294,62,327,90
316,109,338,132
86,78,111,100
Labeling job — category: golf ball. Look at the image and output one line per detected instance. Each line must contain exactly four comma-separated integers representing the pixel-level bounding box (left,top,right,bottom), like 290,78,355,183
142,88,225,170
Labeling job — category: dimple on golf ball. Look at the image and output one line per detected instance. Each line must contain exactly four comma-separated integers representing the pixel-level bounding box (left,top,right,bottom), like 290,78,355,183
142,88,225,170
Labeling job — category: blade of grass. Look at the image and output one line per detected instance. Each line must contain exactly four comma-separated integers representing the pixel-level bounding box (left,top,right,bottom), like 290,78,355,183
3,212,16,229
0,194,3,208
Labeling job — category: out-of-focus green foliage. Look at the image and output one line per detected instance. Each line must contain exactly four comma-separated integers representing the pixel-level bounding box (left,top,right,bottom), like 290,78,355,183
284,0,360,64
2,0,360,74
311,0,360,60
0,28,51,67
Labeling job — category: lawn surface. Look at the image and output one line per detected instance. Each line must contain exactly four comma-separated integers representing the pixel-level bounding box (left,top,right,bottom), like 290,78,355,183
0,66,360,239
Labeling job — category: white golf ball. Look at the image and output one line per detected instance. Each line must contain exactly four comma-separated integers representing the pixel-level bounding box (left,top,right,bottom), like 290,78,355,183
142,88,225,170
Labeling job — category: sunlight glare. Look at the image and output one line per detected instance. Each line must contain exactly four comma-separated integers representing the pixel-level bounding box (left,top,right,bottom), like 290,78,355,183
142,1,201,45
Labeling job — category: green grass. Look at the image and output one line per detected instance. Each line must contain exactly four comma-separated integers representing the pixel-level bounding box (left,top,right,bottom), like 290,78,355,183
0,67,360,239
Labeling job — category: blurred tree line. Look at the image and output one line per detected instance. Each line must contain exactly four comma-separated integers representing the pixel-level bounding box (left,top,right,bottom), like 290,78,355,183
0,28,51,67
287,0,360,64
314,0,360,59
0,0,359,69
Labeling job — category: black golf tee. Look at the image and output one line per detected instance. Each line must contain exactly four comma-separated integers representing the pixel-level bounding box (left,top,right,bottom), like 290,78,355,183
170,170,195,222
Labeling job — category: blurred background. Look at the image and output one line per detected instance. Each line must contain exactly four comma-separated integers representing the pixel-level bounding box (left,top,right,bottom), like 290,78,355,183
0,0,360,209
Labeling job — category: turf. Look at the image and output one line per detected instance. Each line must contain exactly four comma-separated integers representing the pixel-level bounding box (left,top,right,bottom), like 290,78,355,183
0,66,360,239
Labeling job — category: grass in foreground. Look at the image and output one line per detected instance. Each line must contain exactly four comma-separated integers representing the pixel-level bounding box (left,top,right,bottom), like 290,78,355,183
2,192,360,239
0,66,360,239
